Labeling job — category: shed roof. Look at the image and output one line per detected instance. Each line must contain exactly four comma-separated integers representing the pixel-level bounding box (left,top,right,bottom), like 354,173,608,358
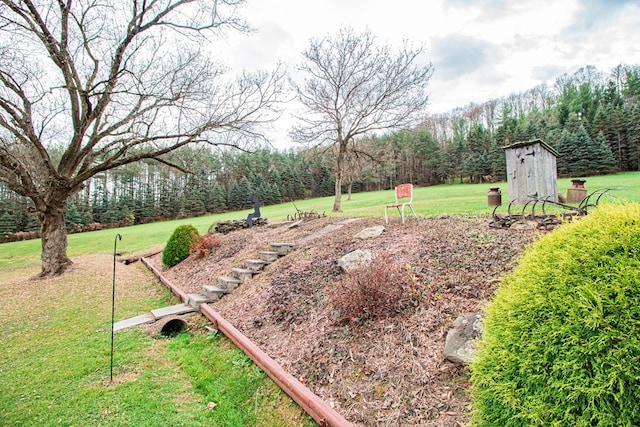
502,138,559,157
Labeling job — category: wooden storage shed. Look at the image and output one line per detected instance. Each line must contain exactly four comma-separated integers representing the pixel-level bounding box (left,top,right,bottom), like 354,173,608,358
503,139,559,204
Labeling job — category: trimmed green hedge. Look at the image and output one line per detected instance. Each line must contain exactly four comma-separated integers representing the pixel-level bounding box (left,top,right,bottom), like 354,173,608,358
161,224,201,267
470,203,640,426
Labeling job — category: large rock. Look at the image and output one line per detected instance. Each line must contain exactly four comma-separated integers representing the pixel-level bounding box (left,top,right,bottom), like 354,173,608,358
338,249,373,273
443,312,484,365
353,225,385,240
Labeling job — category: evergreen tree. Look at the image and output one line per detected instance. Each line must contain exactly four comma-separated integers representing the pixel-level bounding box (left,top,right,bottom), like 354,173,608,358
279,166,297,201
451,118,470,181
252,173,267,198
602,80,623,108
141,183,157,220
413,128,441,184
64,199,83,229
464,123,493,182
495,107,519,148
165,179,184,217
622,67,640,103
119,203,135,225
609,106,630,171
0,212,16,235
556,117,617,177
25,212,40,232
627,103,640,171
185,192,205,215
100,199,119,224
437,142,457,184
209,182,227,213
270,182,282,204
117,195,137,222
591,132,618,175
226,179,243,210
489,142,507,181
238,176,255,208
267,169,283,198
555,129,578,177
319,170,336,196
81,210,94,225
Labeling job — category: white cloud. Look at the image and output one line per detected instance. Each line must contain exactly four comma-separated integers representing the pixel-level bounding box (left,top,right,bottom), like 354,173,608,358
216,0,640,147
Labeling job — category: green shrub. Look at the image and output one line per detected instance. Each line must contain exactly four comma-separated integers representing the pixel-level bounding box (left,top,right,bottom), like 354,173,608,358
162,224,201,267
470,203,640,426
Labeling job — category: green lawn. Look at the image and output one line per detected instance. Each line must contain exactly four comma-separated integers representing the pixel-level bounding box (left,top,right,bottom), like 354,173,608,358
0,257,314,426
2,172,637,269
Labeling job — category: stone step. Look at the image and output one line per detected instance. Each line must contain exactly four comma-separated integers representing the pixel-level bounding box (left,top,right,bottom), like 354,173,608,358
113,313,155,332
232,267,259,282
259,250,280,262
150,303,196,320
269,242,295,256
187,293,212,308
202,285,231,301
218,276,242,290
245,258,270,271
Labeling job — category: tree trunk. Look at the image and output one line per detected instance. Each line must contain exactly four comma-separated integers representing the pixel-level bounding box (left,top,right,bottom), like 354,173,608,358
38,206,73,277
333,173,343,212
333,145,345,212
347,181,353,201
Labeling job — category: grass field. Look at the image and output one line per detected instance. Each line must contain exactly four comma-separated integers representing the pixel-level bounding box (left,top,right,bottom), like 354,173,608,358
1,172,637,269
0,255,315,426
0,171,638,426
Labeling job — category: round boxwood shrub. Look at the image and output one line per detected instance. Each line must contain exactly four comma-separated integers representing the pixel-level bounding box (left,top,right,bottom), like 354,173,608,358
162,224,201,267
470,203,640,426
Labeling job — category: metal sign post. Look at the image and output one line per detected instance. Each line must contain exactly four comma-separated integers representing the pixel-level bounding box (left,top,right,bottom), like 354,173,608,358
110,233,122,383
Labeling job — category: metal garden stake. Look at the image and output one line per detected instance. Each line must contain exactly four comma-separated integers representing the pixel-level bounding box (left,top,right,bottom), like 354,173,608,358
110,233,122,382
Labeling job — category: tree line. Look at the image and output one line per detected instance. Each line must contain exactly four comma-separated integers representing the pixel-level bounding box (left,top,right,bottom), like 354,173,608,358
1,63,638,237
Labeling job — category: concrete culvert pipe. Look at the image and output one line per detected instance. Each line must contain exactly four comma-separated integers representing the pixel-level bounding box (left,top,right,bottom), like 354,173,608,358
160,318,187,337
145,314,193,337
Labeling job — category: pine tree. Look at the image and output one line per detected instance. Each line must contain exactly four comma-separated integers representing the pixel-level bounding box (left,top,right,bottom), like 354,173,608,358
270,182,282,204
238,176,255,208
209,182,227,213
279,166,296,201
25,212,40,232
81,210,94,225
119,203,135,225
141,183,157,220
185,193,205,215
555,129,578,177
320,170,335,197
610,106,631,170
558,117,617,177
0,212,16,235
226,179,243,210
267,169,283,199
64,199,83,229
572,124,594,176
627,103,640,170
591,132,618,175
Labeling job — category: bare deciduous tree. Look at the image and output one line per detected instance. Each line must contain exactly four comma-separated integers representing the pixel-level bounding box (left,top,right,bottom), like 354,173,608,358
0,0,285,277
290,27,434,211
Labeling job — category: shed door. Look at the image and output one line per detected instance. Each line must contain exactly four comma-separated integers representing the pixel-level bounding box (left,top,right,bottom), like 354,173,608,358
514,146,537,200
523,146,538,199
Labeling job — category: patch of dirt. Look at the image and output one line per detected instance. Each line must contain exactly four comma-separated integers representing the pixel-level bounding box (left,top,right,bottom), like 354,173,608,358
150,215,542,426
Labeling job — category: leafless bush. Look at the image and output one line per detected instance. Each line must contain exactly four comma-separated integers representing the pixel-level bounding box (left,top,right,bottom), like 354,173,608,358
328,254,421,324
190,233,222,259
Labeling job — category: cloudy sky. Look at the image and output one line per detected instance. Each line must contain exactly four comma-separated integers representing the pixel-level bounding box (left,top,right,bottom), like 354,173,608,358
218,0,640,146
